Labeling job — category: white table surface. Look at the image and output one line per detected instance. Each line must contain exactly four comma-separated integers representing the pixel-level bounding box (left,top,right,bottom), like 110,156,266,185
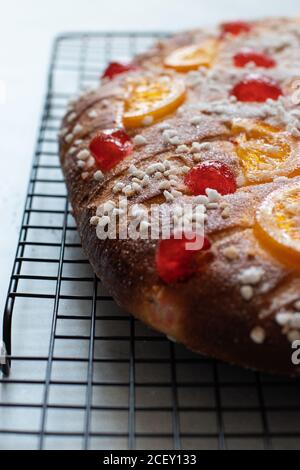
0,0,299,316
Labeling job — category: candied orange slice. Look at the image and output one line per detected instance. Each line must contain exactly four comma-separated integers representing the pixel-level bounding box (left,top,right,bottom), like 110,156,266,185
232,119,300,183
164,39,219,72
256,182,300,268
123,74,186,128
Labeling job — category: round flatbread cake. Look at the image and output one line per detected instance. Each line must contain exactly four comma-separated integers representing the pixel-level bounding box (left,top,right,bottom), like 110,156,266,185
60,17,300,376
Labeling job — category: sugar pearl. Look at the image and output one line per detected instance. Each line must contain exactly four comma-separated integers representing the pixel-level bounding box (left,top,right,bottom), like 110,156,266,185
133,135,147,147
77,149,90,160
94,170,104,181
240,285,254,301
90,216,100,226
250,326,266,344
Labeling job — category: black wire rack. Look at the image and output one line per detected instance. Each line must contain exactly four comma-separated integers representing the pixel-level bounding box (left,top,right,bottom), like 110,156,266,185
1,32,300,451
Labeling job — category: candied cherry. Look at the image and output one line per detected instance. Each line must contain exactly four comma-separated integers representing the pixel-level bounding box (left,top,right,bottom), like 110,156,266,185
156,235,211,284
231,75,282,102
184,161,237,196
221,21,251,37
89,129,133,172
102,62,137,80
234,50,276,68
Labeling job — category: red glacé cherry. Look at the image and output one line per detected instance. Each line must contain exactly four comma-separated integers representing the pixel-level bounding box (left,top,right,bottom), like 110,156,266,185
102,62,137,80
156,235,211,284
184,161,237,196
89,130,133,172
231,75,282,102
221,21,251,36
234,50,276,68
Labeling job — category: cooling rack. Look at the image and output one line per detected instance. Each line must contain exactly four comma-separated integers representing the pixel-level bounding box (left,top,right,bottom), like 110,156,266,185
1,32,300,451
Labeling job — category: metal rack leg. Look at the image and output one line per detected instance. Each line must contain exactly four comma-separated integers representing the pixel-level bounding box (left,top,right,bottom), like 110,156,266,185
1,304,12,376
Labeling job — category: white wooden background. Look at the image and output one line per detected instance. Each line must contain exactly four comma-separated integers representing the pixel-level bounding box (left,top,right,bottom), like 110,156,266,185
0,0,299,313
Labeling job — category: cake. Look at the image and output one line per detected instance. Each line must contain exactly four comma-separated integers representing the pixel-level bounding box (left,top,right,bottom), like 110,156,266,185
60,17,300,375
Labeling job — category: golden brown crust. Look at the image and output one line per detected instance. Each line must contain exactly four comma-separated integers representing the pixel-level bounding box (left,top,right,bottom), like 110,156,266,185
60,17,300,376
